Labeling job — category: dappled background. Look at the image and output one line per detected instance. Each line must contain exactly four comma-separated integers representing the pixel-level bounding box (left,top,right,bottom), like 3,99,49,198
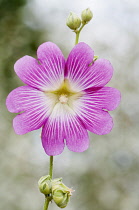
0,0,139,209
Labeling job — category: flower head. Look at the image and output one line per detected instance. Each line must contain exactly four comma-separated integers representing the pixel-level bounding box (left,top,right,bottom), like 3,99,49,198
6,42,121,156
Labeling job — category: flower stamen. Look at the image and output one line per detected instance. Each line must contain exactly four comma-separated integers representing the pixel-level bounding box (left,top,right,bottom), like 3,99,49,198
59,94,68,104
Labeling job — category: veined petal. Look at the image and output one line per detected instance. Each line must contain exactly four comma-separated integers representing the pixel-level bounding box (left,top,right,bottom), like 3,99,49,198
14,42,65,91
6,86,55,113
73,93,114,135
65,42,94,91
80,109,113,135
79,59,114,90
84,87,121,111
37,42,65,90
65,117,89,153
13,111,47,135
41,118,65,156
6,86,56,134
66,42,113,91
41,103,89,156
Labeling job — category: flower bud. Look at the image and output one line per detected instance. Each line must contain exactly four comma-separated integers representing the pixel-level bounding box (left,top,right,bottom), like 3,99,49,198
66,12,81,30
38,175,52,195
52,179,73,208
53,189,70,208
81,8,93,24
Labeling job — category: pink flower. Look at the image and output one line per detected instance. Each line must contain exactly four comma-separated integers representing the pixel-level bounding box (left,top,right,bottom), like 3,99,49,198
6,42,121,156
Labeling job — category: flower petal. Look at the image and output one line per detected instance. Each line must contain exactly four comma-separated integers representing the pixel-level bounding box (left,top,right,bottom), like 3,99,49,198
80,59,114,90
41,103,89,156
14,42,65,91
6,86,56,134
73,94,114,135
13,111,47,135
37,42,65,90
80,109,113,135
65,117,89,153
41,118,65,156
84,87,121,111
66,42,113,91
65,42,94,91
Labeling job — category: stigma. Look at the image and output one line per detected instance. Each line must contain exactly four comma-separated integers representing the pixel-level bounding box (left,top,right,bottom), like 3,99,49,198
59,94,68,104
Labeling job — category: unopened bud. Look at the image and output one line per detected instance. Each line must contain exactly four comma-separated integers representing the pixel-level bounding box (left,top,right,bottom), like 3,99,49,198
66,12,81,30
38,175,51,195
53,189,70,208
52,179,73,208
81,8,93,24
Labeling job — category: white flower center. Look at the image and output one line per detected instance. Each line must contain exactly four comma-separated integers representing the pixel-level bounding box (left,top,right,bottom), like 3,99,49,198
45,79,82,108
59,94,68,104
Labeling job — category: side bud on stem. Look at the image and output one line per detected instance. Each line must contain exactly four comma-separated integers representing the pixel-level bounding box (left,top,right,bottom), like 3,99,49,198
52,178,73,208
66,12,81,30
38,176,73,209
81,8,93,24
38,175,52,195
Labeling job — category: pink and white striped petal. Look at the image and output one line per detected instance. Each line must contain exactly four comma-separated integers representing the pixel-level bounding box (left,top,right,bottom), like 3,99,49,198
78,108,113,135
73,92,115,135
41,103,89,156
78,59,114,90
37,42,65,90
65,117,89,153
14,42,65,91
66,42,113,91
41,118,65,156
65,42,94,91
13,111,47,135
83,87,121,111
6,86,56,134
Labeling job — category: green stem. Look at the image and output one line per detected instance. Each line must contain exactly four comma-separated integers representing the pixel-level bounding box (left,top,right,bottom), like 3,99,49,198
43,197,49,210
75,23,86,45
49,156,53,179
43,156,54,210
75,32,80,45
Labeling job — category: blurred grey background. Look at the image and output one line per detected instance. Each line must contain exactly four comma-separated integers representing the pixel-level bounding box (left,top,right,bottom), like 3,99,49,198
0,0,139,210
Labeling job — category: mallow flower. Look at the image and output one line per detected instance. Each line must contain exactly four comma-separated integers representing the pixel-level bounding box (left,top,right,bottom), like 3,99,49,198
6,42,120,156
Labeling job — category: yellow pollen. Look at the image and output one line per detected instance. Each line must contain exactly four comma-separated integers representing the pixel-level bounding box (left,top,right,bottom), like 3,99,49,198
59,94,68,104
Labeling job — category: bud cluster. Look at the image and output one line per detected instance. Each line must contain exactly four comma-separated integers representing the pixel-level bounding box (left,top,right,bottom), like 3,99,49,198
38,176,73,208
66,8,93,31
